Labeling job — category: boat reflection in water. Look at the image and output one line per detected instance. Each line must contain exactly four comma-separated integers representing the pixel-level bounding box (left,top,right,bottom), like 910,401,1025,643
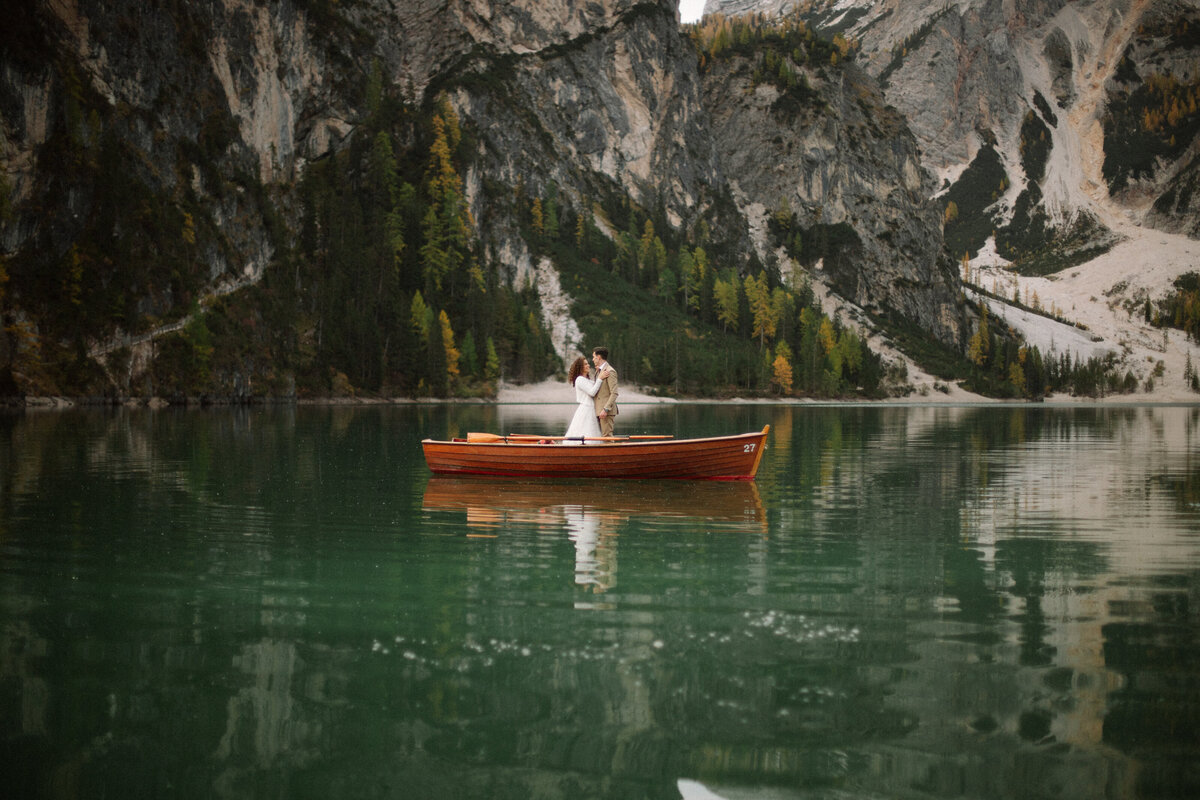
422,477,766,603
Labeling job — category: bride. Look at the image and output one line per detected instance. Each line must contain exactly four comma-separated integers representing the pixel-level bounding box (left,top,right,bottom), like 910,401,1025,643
563,356,603,445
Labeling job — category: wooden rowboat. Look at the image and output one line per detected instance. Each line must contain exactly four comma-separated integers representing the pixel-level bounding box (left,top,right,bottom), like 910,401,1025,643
421,425,769,481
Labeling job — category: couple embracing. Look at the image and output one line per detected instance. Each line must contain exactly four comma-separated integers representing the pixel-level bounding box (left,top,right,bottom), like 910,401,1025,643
563,347,619,445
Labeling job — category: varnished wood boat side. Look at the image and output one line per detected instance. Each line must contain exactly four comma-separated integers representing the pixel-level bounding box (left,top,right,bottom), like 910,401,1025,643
421,426,769,480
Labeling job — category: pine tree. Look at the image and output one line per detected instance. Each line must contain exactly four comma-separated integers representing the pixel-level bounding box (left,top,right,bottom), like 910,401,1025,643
427,309,448,396
531,198,544,239
371,131,406,296
439,310,460,390
1009,360,1026,395
968,306,990,366
687,247,708,315
944,201,959,226
420,202,449,295
818,317,837,355
460,329,478,378
772,341,794,394
714,272,740,333
837,329,863,378
411,292,432,340
422,101,473,295
745,272,777,348
484,337,501,384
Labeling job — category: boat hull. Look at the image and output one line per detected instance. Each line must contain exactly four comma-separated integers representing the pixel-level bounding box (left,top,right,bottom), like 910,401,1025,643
421,426,769,480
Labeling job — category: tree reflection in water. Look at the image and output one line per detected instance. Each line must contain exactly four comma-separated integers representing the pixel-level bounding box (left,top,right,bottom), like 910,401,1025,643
2,405,1200,799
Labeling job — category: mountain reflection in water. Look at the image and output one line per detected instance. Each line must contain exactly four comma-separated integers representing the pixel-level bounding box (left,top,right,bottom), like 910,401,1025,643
4,405,1200,800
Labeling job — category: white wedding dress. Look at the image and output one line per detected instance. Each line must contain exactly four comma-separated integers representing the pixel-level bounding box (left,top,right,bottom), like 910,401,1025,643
563,375,603,444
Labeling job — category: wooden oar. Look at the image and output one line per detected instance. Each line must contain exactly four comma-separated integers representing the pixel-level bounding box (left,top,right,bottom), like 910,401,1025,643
466,432,585,443
466,432,512,443
465,432,672,443
507,433,674,442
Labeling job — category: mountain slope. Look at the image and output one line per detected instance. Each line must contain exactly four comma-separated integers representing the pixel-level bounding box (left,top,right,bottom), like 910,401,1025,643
0,0,971,401
704,0,1200,398
693,18,963,345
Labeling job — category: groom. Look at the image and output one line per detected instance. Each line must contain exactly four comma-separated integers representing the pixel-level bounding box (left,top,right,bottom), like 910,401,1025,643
591,347,619,437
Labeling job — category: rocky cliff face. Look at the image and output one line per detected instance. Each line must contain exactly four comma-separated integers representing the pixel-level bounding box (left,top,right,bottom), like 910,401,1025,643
440,0,743,279
447,0,963,342
0,0,968,398
1,0,726,270
705,0,1200,266
351,0,729,234
1126,0,1200,237
701,50,962,343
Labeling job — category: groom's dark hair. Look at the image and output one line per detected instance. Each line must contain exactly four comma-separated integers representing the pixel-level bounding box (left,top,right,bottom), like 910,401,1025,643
592,346,609,360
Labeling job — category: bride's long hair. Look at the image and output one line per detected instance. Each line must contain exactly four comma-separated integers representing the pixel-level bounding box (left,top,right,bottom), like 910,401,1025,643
567,356,587,384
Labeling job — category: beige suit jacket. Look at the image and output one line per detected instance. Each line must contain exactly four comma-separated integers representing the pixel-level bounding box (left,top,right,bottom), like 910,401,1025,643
593,366,619,418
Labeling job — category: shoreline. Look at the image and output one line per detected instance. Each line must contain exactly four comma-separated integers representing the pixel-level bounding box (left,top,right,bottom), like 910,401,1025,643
7,377,1199,410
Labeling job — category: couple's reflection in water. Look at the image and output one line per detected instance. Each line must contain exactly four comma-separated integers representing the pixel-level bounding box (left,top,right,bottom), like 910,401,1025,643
422,477,765,605
561,502,619,604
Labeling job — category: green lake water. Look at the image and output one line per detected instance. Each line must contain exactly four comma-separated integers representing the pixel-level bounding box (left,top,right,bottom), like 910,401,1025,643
2,403,1199,799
